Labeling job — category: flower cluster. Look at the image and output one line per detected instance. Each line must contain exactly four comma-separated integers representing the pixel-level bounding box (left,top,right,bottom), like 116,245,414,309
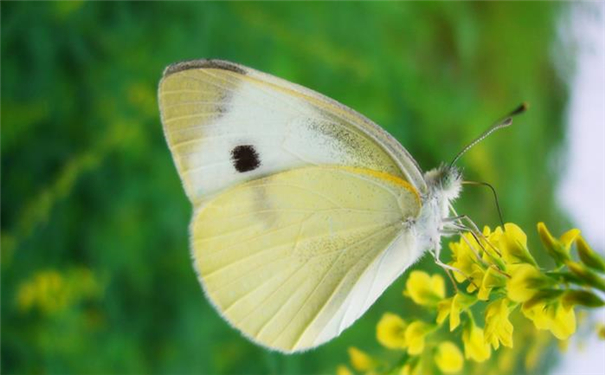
339,223,605,375
17,267,102,315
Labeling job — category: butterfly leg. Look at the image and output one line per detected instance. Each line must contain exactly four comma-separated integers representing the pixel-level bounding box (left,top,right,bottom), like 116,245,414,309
445,214,510,278
429,247,479,292
446,214,502,257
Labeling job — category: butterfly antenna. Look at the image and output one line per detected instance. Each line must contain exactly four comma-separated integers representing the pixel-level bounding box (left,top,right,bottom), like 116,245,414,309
450,102,528,167
462,180,505,228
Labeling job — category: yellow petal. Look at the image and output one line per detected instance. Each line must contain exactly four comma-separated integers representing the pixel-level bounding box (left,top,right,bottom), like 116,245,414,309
537,222,557,248
537,222,572,264
550,302,576,340
477,266,506,301
577,235,605,272
449,233,483,283
449,293,477,331
336,365,353,375
523,299,577,340
431,274,446,299
463,324,491,362
506,264,543,303
437,298,453,325
405,321,432,355
465,265,485,293
504,223,527,247
522,301,551,330
435,341,464,373
348,347,372,371
449,296,462,331
484,299,514,349
496,223,537,265
405,271,445,307
376,313,407,349
560,229,581,251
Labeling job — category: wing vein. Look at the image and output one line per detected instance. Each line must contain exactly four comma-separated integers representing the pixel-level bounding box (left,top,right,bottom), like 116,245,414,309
262,224,398,346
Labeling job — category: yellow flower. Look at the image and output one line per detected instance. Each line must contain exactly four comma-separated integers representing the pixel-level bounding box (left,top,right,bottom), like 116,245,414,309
484,298,514,349
449,233,484,285
494,223,538,266
521,300,550,331
404,271,445,307
477,266,506,301
436,292,477,331
437,297,453,326
347,347,373,372
17,270,67,313
399,356,422,375
16,268,102,315
465,264,486,294
506,264,548,303
522,299,576,340
376,312,407,349
336,365,353,375
560,228,582,250
537,222,578,265
462,322,491,362
404,321,434,355
434,341,464,373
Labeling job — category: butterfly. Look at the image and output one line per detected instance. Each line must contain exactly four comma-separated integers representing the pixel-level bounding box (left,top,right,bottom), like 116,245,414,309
157,59,523,353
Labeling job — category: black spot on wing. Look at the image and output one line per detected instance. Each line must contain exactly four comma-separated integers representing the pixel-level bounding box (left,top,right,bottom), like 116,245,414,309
231,145,261,173
163,59,247,77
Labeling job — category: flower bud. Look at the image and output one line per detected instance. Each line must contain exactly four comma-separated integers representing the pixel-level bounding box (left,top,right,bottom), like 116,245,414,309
566,261,605,292
537,223,573,265
576,236,605,273
562,290,605,308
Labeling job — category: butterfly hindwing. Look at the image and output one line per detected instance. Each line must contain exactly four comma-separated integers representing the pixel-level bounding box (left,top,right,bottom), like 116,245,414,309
191,166,421,352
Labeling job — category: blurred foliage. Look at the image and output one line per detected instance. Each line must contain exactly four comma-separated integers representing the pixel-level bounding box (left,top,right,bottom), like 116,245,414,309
1,1,574,374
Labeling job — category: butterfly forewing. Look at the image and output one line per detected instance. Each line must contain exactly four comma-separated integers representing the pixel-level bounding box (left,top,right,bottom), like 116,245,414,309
158,59,426,207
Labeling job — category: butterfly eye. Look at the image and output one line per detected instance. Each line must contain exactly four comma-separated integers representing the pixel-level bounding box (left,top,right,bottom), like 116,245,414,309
231,145,261,173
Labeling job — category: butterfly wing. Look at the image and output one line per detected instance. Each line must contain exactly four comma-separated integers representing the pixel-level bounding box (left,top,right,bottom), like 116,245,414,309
159,60,428,352
158,59,426,207
192,166,422,352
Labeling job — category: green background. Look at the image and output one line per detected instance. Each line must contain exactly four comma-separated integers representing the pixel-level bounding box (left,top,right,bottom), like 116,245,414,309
2,2,572,374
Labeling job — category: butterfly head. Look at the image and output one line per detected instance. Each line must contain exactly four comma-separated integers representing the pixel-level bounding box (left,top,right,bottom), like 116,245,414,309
424,165,462,201
424,164,462,208
414,165,462,253
419,102,528,232
425,164,462,226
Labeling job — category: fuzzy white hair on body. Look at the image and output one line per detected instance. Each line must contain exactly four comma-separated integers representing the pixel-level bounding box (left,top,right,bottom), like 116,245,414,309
415,165,462,257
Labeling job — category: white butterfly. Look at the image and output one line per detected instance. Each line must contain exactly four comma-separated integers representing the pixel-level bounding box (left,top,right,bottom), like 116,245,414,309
157,59,521,353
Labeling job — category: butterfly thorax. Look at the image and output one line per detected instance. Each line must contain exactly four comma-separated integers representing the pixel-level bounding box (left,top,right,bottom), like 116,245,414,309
415,165,462,253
